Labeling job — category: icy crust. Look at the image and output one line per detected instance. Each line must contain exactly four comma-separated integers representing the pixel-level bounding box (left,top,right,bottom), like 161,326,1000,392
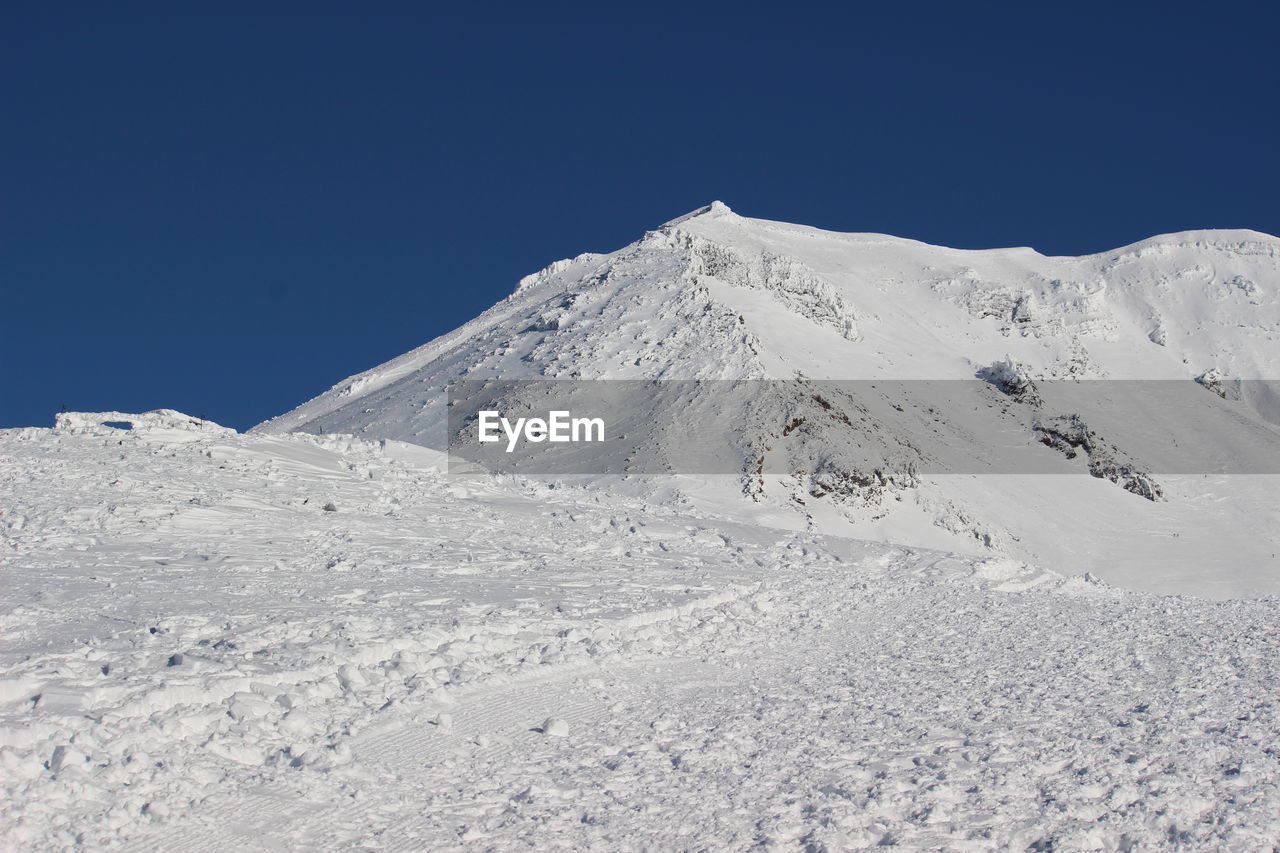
3,419,1280,849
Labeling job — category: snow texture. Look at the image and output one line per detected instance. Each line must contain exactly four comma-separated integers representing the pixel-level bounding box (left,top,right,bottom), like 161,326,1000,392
2,416,1278,849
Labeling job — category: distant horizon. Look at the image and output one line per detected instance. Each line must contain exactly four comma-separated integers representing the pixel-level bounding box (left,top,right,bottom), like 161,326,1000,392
5,2,1278,431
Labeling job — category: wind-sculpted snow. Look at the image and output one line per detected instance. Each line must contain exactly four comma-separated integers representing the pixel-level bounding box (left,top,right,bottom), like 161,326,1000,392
3,416,1279,849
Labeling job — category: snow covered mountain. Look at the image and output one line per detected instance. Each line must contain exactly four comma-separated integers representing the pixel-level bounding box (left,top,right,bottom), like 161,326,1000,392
257,203,1280,596
260,201,1280,434
5,206,1280,850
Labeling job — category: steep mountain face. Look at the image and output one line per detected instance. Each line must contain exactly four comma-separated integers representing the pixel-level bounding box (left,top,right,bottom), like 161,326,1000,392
256,203,1280,596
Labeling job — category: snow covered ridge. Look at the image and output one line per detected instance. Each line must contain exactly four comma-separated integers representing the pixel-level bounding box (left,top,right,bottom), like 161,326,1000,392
249,202,1280,595
3,415,1280,849
255,201,1280,444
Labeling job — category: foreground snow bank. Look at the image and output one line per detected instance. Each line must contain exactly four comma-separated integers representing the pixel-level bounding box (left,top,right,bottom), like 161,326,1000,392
2,414,1278,850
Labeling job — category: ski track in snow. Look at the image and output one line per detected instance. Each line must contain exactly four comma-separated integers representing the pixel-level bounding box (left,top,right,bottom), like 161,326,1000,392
2,418,1279,851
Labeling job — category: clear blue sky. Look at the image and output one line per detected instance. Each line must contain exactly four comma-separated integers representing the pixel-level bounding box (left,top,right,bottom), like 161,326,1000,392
4,1,1277,430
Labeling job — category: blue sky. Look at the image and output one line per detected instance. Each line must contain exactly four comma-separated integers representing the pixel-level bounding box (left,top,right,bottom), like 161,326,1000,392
4,1,1277,429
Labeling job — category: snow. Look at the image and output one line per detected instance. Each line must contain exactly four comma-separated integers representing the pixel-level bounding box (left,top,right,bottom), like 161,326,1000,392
2,411,1278,849
4,204,1280,848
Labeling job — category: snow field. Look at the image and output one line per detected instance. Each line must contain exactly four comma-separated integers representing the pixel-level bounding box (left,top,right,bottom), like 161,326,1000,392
3,416,1278,849
0,417,816,846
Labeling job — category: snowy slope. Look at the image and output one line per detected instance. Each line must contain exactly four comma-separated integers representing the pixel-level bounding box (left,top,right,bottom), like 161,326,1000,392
255,204,1280,595
4,414,1279,850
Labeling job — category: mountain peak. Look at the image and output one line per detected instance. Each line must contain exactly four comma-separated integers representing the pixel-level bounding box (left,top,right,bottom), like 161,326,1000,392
660,200,736,228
